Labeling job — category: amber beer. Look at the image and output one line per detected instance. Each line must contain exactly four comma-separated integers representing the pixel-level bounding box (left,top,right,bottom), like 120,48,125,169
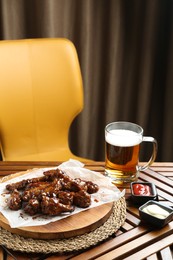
105,129,142,181
105,122,157,184
105,129,142,182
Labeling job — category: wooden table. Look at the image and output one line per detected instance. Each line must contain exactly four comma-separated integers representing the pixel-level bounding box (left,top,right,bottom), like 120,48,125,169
0,161,172,260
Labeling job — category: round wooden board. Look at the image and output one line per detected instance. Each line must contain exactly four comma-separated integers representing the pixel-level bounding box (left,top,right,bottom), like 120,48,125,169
0,170,114,239
0,202,113,239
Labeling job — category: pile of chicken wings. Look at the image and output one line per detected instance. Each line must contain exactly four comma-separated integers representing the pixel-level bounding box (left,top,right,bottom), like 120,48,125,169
5,169,99,216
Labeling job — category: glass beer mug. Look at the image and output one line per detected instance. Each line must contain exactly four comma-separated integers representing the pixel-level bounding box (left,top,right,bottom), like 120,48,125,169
105,121,157,184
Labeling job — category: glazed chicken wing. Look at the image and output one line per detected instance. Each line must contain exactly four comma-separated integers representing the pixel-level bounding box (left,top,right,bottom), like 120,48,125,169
6,176,48,192
74,178,99,194
41,196,74,216
73,190,91,208
7,189,22,210
57,191,74,205
23,198,40,216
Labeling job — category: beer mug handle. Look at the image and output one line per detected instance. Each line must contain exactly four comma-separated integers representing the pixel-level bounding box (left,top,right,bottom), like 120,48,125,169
138,136,158,171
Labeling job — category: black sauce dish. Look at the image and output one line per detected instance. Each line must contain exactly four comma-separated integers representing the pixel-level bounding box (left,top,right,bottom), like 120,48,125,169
139,200,173,228
130,181,158,205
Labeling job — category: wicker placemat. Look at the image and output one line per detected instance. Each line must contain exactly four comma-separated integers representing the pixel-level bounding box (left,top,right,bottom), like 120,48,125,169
0,196,126,254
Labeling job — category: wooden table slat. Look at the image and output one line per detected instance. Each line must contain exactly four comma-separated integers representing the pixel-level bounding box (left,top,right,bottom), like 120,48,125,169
151,166,173,171
156,171,173,177
125,211,141,226
160,246,173,260
156,189,173,203
146,253,158,260
151,162,173,167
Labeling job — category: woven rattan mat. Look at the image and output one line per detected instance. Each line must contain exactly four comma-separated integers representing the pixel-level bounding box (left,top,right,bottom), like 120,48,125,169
0,196,126,254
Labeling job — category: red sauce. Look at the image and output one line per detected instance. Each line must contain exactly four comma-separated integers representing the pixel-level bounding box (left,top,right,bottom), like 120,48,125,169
133,184,152,196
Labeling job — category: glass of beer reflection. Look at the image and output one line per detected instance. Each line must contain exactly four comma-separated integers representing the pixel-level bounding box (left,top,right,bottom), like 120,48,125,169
105,122,157,184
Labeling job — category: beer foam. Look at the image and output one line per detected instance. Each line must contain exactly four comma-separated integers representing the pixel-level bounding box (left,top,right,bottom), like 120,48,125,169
106,129,141,147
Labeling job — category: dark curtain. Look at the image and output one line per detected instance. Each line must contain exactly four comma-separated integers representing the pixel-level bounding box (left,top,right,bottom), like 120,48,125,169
0,0,173,162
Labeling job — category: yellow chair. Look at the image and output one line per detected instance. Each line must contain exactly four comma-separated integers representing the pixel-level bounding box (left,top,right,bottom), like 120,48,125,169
0,38,90,161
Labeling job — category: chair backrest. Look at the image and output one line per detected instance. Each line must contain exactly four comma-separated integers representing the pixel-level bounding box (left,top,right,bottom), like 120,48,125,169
0,38,86,161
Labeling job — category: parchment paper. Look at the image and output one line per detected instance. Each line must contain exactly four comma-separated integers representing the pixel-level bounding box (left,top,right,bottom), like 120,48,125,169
0,159,125,228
